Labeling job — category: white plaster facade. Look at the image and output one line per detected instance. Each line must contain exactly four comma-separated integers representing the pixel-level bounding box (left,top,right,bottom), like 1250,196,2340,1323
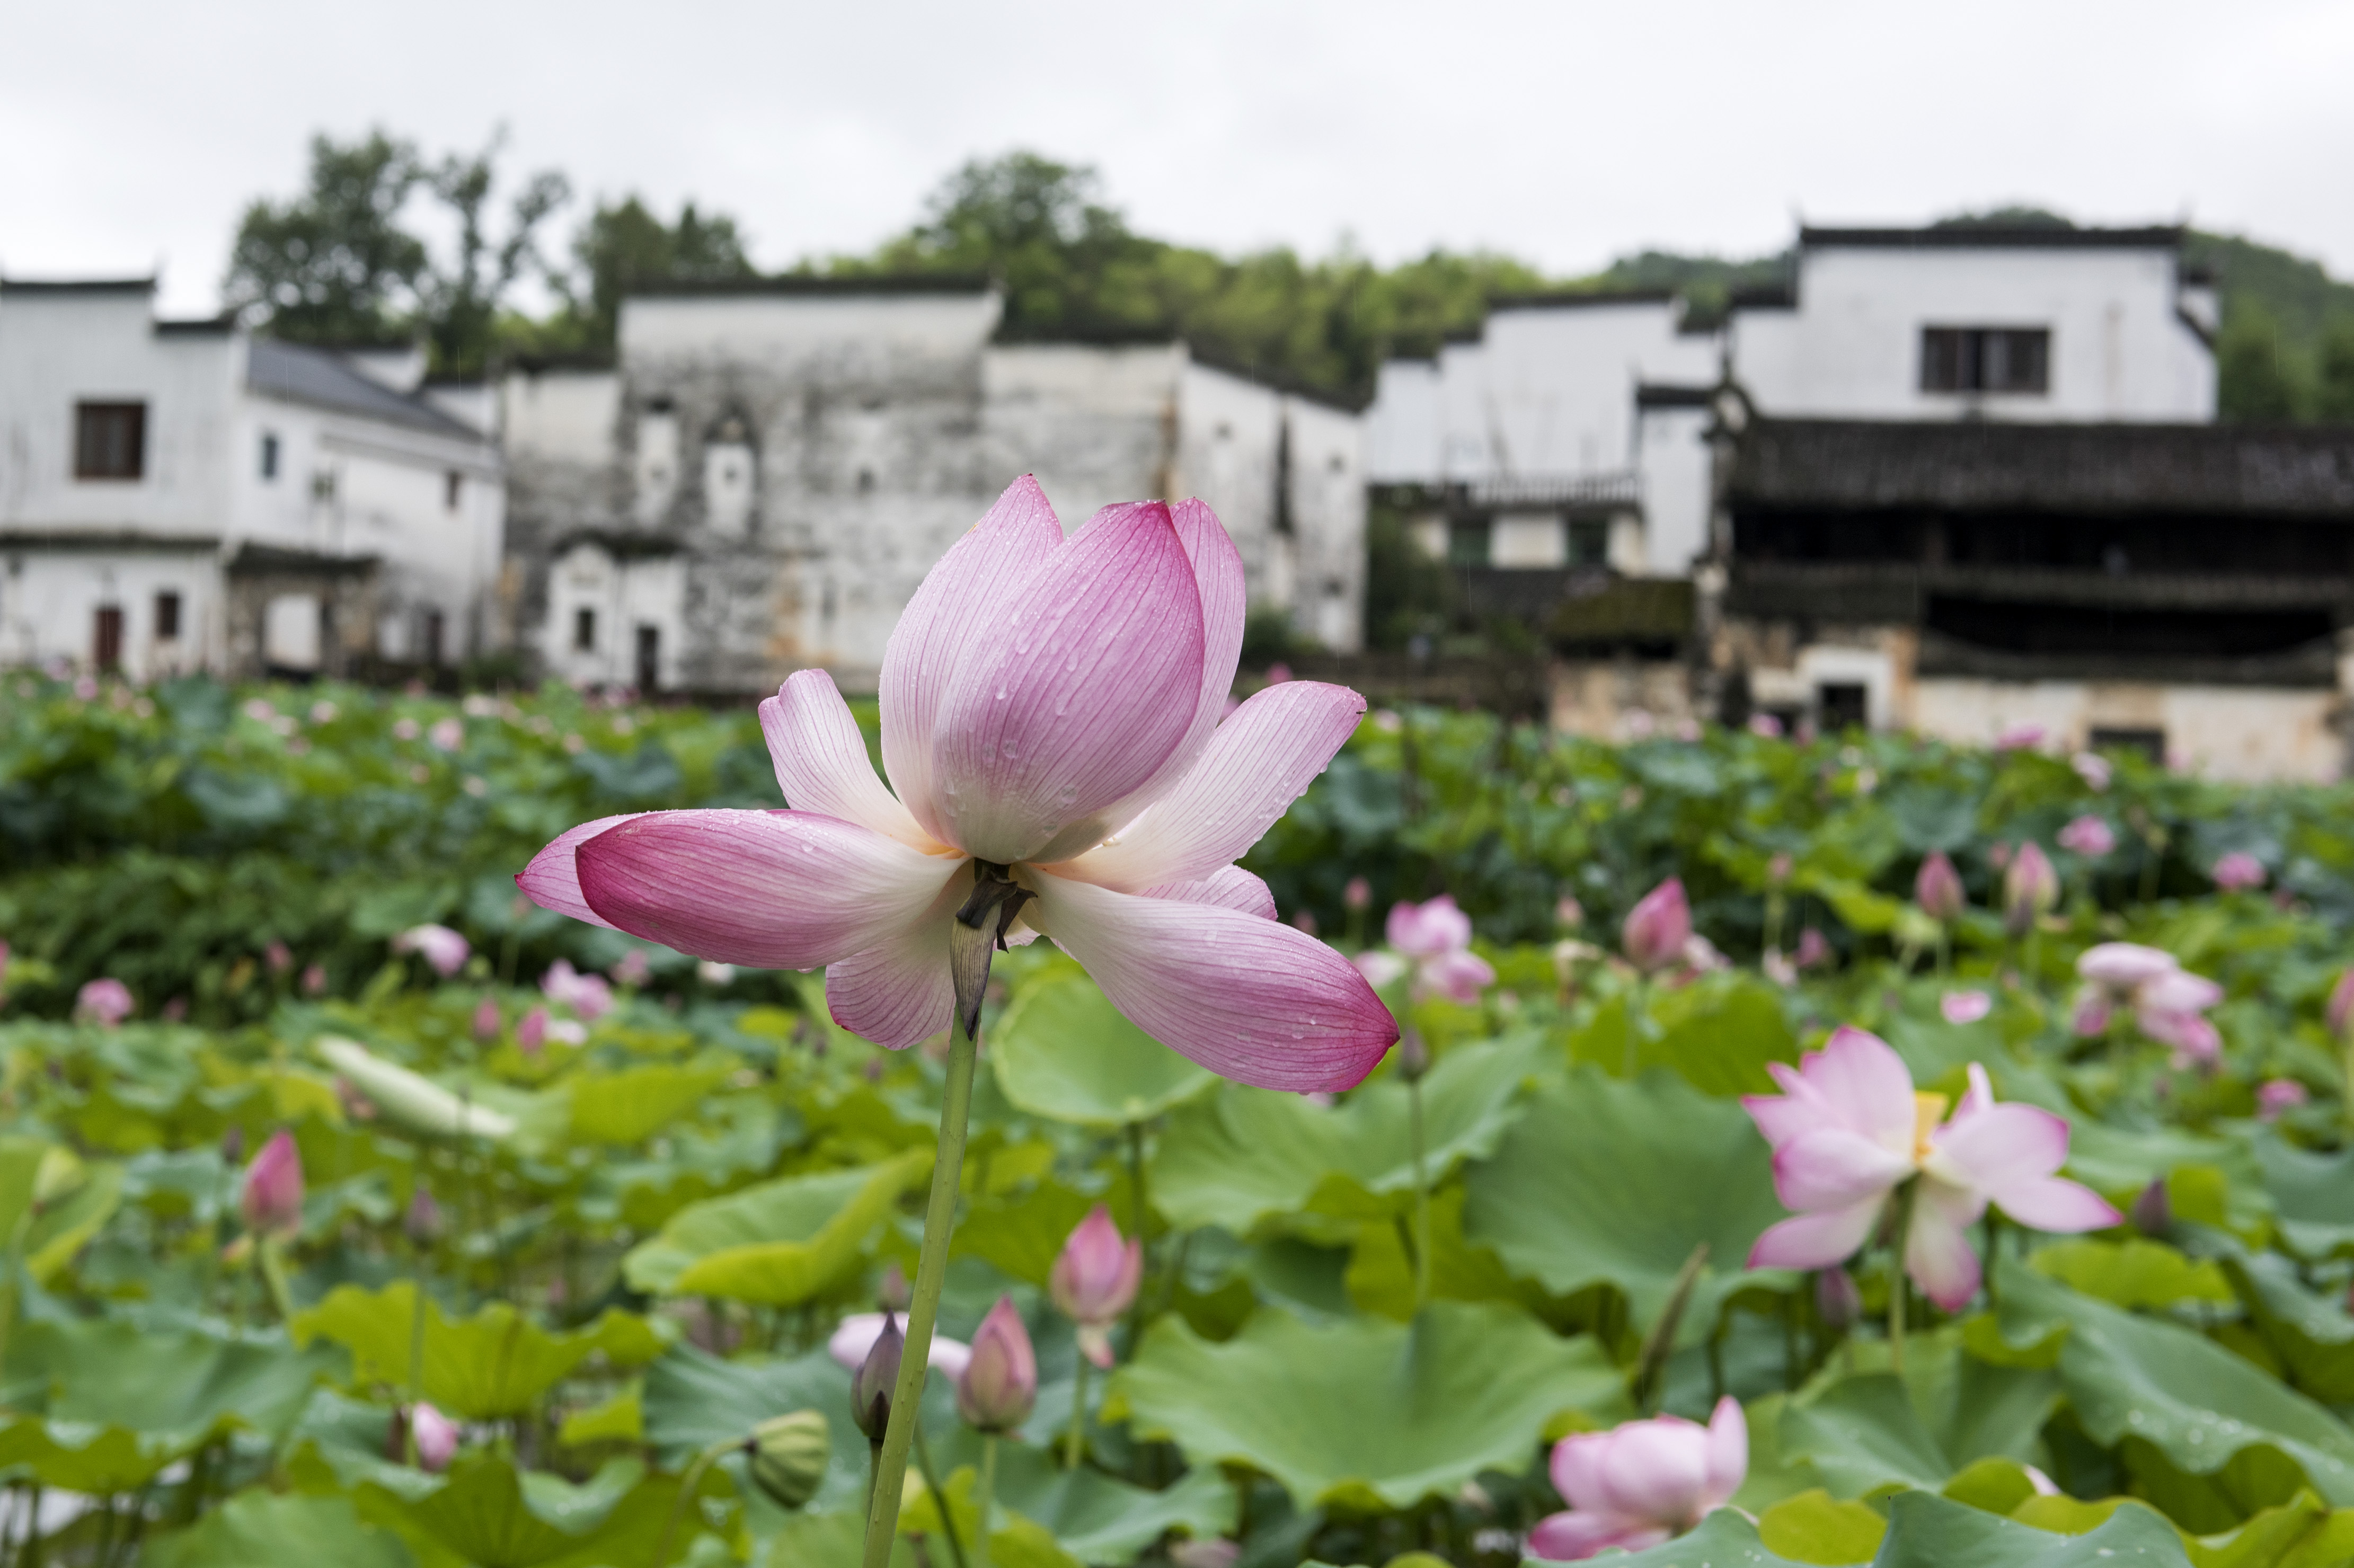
0,279,503,680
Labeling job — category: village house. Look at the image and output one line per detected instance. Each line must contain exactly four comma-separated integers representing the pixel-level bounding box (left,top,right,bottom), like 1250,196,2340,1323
0,278,504,681
500,277,1366,697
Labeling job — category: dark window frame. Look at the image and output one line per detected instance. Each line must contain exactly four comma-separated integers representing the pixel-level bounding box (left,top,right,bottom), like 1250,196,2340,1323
445,471,463,512
93,605,125,671
259,431,280,481
1921,327,2051,395
154,590,182,642
74,401,147,480
573,607,597,653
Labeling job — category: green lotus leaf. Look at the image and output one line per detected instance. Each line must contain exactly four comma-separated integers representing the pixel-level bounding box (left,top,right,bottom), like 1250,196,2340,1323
921,1430,1237,1565
1754,1489,1888,1565
2219,1250,2354,1405
1112,1300,1626,1510
1776,1333,2058,1499
24,1157,122,1283
567,1055,737,1145
1869,1489,2189,1566
141,1489,414,1568
294,1281,666,1421
1151,1032,1550,1238
990,960,1217,1128
902,1462,1083,1568
2250,1129,2354,1259
622,1151,928,1304
1461,1065,1789,1336
641,1342,877,1516
1571,973,1802,1096
2064,1121,2267,1226
1552,1505,1815,1566
2031,1238,2234,1310
372,1452,677,1568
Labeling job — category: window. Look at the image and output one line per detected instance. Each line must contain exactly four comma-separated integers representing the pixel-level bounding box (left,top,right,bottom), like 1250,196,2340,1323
155,591,181,641
424,610,446,666
1447,520,1492,567
2088,727,2164,763
1567,518,1612,568
573,607,597,652
1818,683,1869,731
259,432,280,480
1921,328,2050,394
445,472,462,512
74,402,146,480
635,625,661,695
93,606,124,671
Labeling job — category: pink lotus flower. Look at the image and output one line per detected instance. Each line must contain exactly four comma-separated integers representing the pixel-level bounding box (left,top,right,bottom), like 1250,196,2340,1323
2057,816,2115,857
1793,927,1831,971
517,480,1393,1090
75,978,134,1026
2072,752,2113,791
1993,722,2046,752
2258,1079,2309,1121
1354,895,1497,1004
1742,1028,2118,1310
516,1005,548,1056
1051,1203,1143,1368
302,964,327,996
264,941,294,975
1621,878,1691,974
2073,943,2223,1067
1748,712,1783,738
610,950,652,987
241,1129,305,1240
1941,990,1992,1025
2001,843,2058,936
2212,852,2267,892
1342,876,1371,912
429,717,464,752
541,960,614,1021
471,996,502,1043
829,1312,970,1381
1914,852,1965,923
408,1402,459,1472
957,1295,1038,1432
394,924,471,979
1526,1397,1746,1560
2328,970,2354,1041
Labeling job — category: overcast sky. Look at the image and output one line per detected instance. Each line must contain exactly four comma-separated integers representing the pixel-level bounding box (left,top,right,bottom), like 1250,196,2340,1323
4,0,2348,316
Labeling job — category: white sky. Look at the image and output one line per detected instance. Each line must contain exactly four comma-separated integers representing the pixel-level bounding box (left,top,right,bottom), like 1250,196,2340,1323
3,0,2348,317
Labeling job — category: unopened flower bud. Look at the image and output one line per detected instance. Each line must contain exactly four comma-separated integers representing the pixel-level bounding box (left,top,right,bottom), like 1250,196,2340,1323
1914,851,1965,923
472,996,501,1043
387,1402,459,1472
957,1296,1038,1433
746,1409,830,1510
1621,878,1691,975
517,1006,548,1057
2002,843,2058,936
1051,1205,1143,1369
851,1312,903,1441
2129,1179,2171,1237
405,1187,443,1247
1395,1030,1430,1083
241,1129,304,1241
1343,876,1371,913
1815,1268,1861,1331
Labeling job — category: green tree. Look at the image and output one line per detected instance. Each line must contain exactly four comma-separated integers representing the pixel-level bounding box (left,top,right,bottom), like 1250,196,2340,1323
416,133,571,378
562,198,757,351
223,130,428,343
2316,316,2354,425
2216,302,2305,423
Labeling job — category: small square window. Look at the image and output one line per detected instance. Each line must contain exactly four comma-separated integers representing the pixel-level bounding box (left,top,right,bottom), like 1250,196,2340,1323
260,432,280,480
1818,683,1869,731
1447,520,1491,567
75,402,146,480
1567,518,1612,568
2088,727,2164,762
573,607,597,652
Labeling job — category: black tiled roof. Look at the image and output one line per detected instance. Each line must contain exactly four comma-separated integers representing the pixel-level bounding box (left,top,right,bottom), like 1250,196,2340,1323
246,338,481,440
1799,225,2184,251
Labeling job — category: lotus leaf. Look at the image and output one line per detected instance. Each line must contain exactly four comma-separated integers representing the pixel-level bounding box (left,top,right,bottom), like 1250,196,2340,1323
141,1489,414,1568
623,1150,929,1303
989,959,1217,1128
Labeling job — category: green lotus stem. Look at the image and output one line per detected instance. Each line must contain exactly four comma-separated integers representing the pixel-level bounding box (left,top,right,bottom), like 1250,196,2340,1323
1126,1121,1150,1351
1623,978,1645,1078
258,1238,296,1325
651,1441,730,1567
1064,1352,1091,1469
1409,1075,1431,1312
861,1019,979,1568
974,1434,998,1568
912,1422,968,1568
1887,1267,1906,1375
405,1275,429,1466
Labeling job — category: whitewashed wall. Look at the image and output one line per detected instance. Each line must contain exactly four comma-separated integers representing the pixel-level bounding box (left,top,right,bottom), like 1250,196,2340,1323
0,546,222,678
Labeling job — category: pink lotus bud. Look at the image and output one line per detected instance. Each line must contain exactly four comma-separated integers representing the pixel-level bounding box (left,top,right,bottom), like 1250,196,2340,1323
1814,1268,1861,1331
408,1402,459,1472
394,924,471,978
2072,752,2113,791
1914,852,1964,923
241,1129,304,1240
2002,843,2058,935
2328,970,2354,1041
957,1295,1039,1433
1051,1204,1143,1369
75,978,135,1026
610,950,651,987
2258,1079,2309,1121
2070,991,2112,1038
302,964,327,996
878,1260,911,1312
0,940,10,997
1343,876,1371,912
2057,815,2115,857
1386,896,1473,958
1747,712,1783,738
2129,1180,2171,1236
541,960,614,1021
429,717,464,752
471,996,502,1043
264,941,294,975
1528,1396,1747,1559
850,1312,904,1441
2211,852,2265,892
1767,853,1793,887
1620,878,1691,974
1555,895,1583,928
1290,909,1318,936
405,1188,443,1247
1792,927,1831,970
1941,989,1992,1025
516,1006,549,1056
1169,1542,1242,1568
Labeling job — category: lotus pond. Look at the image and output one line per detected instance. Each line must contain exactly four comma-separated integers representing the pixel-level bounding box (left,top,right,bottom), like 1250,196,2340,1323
3,675,2354,1566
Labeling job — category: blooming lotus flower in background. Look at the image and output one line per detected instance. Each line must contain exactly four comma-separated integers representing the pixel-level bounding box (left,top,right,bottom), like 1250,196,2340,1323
610,949,652,987
1793,927,1832,971
1743,1027,2119,1310
471,996,501,1043
2212,852,2267,892
2328,970,2354,1041
1354,895,1496,1004
241,1129,305,1240
407,1402,459,1472
264,940,294,975
394,924,471,978
957,1295,1039,1432
828,1312,971,1381
2073,752,2113,791
1052,1203,1143,1368
75,978,134,1026
1621,878,1691,974
302,964,328,996
518,479,1394,1090
1914,852,1965,923
1748,712,1784,738
2258,1079,2309,1121
429,717,464,752
541,960,614,1021
516,1006,549,1056
1526,1397,1746,1560
1994,722,2046,752
2001,843,2058,936
1941,990,1992,1025
2057,816,2115,857
2073,943,2223,1068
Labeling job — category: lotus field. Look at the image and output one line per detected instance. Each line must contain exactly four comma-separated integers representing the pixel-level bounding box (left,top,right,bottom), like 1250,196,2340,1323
8,652,2354,1567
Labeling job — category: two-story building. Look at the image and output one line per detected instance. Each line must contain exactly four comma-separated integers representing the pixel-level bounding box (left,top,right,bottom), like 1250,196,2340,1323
0,278,503,681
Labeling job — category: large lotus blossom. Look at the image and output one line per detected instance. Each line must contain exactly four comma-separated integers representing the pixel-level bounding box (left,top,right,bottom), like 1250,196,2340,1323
1354,895,1495,1004
517,479,1394,1091
1743,1028,2119,1310
1526,1397,1746,1560
2073,943,2223,1067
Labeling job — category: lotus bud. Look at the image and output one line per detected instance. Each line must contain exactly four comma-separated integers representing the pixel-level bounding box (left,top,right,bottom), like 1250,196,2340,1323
1395,1029,1430,1083
1914,852,1965,923
2129,1179,2171,1237
2002,843,2058,936
1343,876,1371,913
2326,970,2354,1042
2211,852,2265,892
878,1260,911,1313
265,941,294,976
1767,853,1792,887
1555,895,1583,928
1169,1542,1243,1568
1815,1268,1861,1332
405,1188,443,1247
75,978,135,1026
1621,878,1691,975
394,924,471,979
2258,1079,2309,1122
241,1129,304,1241
957,1296,1039,1433
516,1006,549,1056
409,1402,459,1472
471,996,501,1043
851,1312,903,1441
1051,1204,1143,1369
302,964,327,996
745,1409,830,1510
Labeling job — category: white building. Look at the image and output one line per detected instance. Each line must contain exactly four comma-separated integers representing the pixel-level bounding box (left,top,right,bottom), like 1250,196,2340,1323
0,279,505,681
503,278,1366,695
